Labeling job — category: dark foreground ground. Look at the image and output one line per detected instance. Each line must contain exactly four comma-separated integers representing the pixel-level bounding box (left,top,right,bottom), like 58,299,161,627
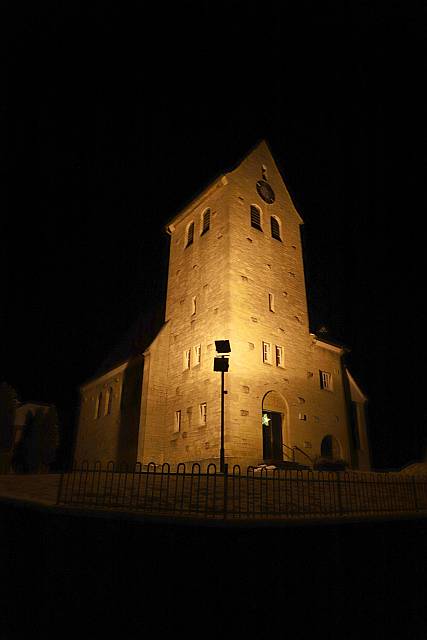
1,502,426,639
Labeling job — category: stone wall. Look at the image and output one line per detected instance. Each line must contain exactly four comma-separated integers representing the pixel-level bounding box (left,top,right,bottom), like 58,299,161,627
75,359,143,465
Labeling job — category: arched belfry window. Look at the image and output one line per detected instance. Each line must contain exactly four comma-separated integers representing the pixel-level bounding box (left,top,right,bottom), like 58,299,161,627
201,208,211,235
250,205,262,231
271,216,282,241
104,387,113,416
185,221,194,248
94,392,103,420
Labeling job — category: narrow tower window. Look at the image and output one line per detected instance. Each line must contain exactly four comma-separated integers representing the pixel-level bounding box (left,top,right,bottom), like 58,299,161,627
183,349,191,371
174,410,181,433
250,205,262,231
95,392,102,420
201,208,211,235
193,344,201,367
268,293,275,312
199,402,207,425
271,216,282,241
275,345,284,367
191,296,197,316
104,387,113,416
186,221,194,248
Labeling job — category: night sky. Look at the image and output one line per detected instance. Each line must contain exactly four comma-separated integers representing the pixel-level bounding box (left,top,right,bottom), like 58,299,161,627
3,2,425,470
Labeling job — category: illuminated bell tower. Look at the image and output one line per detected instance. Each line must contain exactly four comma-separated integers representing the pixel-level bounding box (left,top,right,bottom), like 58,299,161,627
224,141,316,467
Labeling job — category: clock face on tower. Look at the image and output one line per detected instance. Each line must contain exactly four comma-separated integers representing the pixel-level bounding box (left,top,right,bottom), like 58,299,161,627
256,179,275,204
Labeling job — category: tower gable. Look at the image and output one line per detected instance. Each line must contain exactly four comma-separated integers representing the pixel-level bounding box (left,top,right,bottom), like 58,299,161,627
228,140,303,226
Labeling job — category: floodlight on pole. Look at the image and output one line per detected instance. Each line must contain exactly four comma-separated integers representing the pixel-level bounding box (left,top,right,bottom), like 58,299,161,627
214,340,231,354
213,340,230,473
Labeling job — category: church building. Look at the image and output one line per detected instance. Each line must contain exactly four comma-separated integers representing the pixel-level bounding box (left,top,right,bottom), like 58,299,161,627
74,141,370,471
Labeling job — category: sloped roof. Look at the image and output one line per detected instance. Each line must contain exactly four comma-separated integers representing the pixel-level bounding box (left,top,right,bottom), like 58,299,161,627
91,307,164,380
345,368,368,403
164,138,303,231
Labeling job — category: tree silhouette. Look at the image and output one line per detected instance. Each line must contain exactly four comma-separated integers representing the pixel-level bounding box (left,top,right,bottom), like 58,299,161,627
40,406,60,469
12,410,33,473
0,382,18,451
11,434,26,473
12,406,59,473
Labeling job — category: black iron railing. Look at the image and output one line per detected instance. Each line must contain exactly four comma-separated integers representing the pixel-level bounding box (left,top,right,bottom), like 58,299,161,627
56,461,427,521
293,446,314,465
282,444,296,462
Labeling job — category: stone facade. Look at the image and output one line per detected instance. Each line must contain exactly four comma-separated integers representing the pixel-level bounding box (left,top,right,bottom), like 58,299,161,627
75,358,143,465
75,141,370,470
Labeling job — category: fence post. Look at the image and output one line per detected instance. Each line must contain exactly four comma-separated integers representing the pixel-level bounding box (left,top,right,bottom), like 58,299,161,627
223,463,228,520
412,476,419,512
336,471,344,515
56,470,65,505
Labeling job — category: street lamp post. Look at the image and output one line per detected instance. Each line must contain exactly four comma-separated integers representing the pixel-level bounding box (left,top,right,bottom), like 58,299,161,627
214,340,231,473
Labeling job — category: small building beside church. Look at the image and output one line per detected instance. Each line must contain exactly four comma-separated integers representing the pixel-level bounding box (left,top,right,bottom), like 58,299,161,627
75,141,370,471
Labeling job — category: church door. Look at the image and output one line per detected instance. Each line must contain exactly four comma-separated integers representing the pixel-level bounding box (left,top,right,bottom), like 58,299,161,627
262,411,283,463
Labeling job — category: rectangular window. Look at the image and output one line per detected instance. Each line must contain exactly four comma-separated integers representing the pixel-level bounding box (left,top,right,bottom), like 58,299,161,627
320,370,333,391
174,410,181,433
183,349,191,370
268,293,275,312
275,345,284,367
199,402,207,426
262,341,272,364
193,344,201,367
191,296,197,315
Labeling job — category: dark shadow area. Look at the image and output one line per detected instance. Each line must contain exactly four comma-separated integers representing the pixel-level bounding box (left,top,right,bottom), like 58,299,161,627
0,504,426,639
116,359,143,465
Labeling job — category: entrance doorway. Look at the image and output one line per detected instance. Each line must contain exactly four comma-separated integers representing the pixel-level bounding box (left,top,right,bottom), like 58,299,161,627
262,411,283,462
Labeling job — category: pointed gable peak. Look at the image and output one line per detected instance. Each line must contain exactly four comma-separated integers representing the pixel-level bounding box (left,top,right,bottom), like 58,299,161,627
228,139,303,224
165,139,303,233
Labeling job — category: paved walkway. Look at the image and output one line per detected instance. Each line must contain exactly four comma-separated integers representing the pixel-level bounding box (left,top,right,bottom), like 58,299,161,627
0,474,61,506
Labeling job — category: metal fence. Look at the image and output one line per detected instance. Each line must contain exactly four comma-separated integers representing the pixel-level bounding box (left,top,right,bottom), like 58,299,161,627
56,461,427,521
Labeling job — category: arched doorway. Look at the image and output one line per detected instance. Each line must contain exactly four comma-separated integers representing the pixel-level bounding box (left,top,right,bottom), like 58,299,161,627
321,435,341,459
261,391,288,463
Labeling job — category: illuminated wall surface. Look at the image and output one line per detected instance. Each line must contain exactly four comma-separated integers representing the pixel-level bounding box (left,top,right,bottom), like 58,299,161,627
75,141,370,470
